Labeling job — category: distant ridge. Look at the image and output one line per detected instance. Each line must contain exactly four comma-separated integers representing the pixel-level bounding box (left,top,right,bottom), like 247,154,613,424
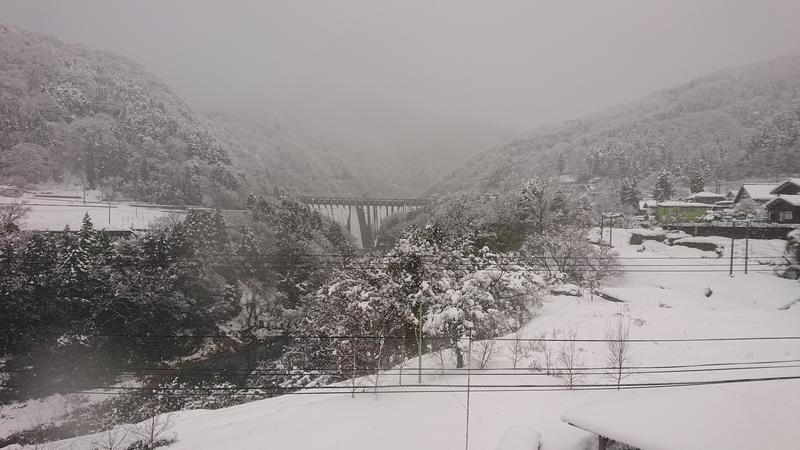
430,54,800,195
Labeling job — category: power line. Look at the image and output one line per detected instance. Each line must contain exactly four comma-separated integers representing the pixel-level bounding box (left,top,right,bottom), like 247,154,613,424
4,375,798,397
19,332,800,342
12,362,796,378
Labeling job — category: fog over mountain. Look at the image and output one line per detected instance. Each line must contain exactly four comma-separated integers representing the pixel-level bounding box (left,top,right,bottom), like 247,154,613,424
431,54,800,195
3,0,800,194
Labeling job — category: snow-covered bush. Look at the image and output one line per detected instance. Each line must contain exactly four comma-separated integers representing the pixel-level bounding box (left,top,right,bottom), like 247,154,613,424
422,247,545,367
282,226,545,381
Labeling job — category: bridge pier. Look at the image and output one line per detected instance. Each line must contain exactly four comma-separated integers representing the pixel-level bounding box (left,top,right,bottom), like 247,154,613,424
299,196,429,249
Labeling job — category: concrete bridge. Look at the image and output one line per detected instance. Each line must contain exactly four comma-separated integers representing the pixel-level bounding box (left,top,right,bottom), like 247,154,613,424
299,196,430,249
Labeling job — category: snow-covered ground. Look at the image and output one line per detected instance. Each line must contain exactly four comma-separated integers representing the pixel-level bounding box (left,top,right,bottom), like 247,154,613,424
1,194,182,231
4,228,800,450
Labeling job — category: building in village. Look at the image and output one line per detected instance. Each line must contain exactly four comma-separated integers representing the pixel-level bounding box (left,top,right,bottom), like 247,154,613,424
765,195,800,223
683,191,727,205
732,183,778,205
724,178,800,223
638,199,657,216
769,178,800,196
654,201,709,222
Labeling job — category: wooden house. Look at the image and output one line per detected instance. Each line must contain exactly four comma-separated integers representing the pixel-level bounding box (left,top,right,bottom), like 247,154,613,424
765,195,800,224
733,183,778,205
769,178,800,196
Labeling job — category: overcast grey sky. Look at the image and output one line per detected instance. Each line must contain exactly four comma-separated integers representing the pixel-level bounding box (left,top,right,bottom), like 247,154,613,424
2,0,800,129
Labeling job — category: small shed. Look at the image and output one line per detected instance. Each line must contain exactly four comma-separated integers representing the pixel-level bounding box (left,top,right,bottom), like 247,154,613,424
733,183,778,204
638,199,657,215
684,191,727,205
765,195,800,224
655,201,708,222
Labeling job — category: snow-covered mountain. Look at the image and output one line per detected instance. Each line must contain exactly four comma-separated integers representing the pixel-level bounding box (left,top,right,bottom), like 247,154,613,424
429,54,800,195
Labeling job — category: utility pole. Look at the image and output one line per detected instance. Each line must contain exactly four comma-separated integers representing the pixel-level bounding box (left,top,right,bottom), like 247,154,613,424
729,237,735,277
106,186,111,225
464,334,473,450
418,301,423,384
608,217,613,247
744,222,750,275
600,213,604,240
351,339,357,399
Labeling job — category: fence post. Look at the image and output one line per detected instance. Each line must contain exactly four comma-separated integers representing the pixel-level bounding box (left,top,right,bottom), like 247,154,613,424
600,214,604,240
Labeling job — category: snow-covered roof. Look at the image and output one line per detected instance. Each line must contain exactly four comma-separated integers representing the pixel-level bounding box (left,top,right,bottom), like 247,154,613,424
770,178,800,195
639,199,656,209
562,382,800,450
766,195,800,207
685,191,725,199
736,184,778,202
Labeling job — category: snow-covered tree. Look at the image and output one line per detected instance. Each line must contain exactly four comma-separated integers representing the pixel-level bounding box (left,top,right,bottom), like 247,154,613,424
516,177,570,234
618,177,641,209
651,169,674,201
687,165,706,193
422,247,544,367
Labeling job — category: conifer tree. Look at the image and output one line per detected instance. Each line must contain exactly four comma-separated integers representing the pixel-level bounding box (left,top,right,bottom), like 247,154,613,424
652,169,674,201
619,177,641,208
688,166,706,193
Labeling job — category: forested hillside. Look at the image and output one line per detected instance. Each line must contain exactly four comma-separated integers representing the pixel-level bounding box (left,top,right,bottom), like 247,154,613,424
0,25,245,206
430,55,800,195
0,25,405,205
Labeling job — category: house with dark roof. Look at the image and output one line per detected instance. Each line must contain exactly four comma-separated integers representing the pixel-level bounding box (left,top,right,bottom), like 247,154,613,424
765,195,800,223
770,178,800,196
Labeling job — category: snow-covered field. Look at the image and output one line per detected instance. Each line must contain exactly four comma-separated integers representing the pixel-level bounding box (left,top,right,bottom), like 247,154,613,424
4,228,800,450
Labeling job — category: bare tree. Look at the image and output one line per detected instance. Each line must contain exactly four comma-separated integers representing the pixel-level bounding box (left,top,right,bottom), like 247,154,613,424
583,244,619,300
540,341,554,375
474,339,501,369
557,328,584,389
92,425,131,450
134,413,175,449
0,202,30,232
507,328,532,369
605,313,635,389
